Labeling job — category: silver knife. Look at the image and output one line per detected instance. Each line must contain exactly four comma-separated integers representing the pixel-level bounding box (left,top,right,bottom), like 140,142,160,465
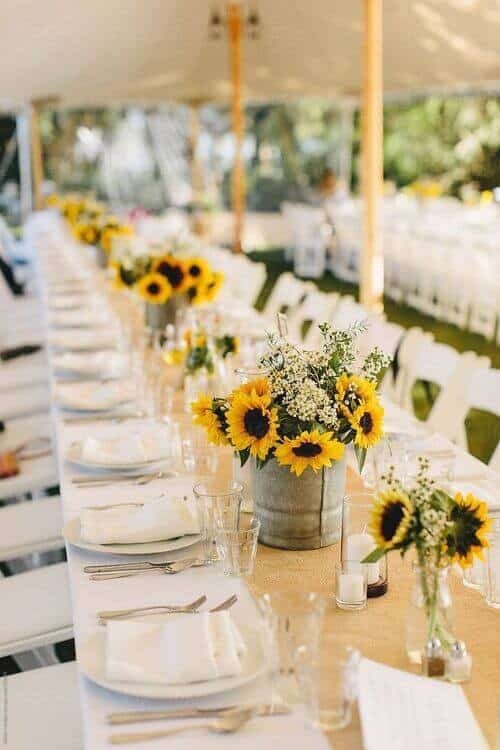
84,557,197,574
107,704,291,725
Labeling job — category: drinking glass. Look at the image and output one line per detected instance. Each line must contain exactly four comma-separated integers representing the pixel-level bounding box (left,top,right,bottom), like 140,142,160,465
486,511,500,609
335,561,368,610
296,631,360,732
363,435,408,489
257,592,326,705
193,480,244,563
182,429,219,478
341,493,388,597
215,512,260,577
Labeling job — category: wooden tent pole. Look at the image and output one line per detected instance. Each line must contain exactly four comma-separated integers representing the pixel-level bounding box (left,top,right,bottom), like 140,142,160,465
30,102,44,211
227,2,245,253
360,0,384,311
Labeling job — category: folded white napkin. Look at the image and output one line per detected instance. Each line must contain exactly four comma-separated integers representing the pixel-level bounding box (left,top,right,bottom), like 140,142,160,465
55,381,134,410
80,425,170,465
49,294,88,310
106,612,245,684
80,496,199,544
53,351,127,376
50,330,116,351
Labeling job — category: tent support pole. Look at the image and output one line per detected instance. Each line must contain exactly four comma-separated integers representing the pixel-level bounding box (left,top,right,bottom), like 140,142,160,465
227,2,245,254
30,103,44,211
360,0,384,311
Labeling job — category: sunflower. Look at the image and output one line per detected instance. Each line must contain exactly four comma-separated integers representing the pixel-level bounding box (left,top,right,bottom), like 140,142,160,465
447,493,492,568
202,271,224,302
348,400,384,448
109,261,126,290
82,225,98,245
191,393,229,446
369,489,413,551
235,376,271,399
226,390,279,460
185,257,211,287
335,374,376,409
135,273,172,304
275,429,345,477
153,255,189,293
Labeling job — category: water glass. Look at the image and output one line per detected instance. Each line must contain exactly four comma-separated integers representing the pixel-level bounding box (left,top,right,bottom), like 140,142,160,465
182,431,219,478
486,511,500,609
193,480,244,564
363,435,408,489
215,512,260,577
335,562,368,610
296,631,360,732
258,592,325,704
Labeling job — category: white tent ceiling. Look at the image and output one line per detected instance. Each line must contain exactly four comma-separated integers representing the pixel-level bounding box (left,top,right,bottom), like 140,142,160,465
2,0,500,110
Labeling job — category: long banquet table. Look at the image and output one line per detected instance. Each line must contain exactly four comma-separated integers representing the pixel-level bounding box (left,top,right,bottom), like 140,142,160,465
34,228,498,749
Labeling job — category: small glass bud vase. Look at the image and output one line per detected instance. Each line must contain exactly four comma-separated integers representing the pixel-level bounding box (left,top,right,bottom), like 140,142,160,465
406,563,455,665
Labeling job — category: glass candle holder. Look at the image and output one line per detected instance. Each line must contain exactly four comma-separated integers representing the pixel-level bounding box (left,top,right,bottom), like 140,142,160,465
486,511,500,610
335,562,368,610
341,493,388,598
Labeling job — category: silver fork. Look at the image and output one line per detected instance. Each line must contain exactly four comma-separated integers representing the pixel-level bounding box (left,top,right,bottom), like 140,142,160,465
98,595,207,622
89,559,207,581
99,594,237,623
73,470,172,488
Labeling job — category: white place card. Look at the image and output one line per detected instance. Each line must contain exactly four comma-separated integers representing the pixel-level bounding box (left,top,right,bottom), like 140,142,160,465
358,658,488,750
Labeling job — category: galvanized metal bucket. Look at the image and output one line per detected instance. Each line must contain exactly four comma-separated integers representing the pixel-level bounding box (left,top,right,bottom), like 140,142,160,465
145,298,184,330
251,457,346,550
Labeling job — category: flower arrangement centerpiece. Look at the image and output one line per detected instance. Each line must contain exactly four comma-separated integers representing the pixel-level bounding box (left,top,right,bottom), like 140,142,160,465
192,322,390,550
116,240,224,330
363,459,492,660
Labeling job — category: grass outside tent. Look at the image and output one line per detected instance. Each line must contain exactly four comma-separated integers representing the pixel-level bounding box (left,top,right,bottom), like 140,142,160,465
249,249,500,464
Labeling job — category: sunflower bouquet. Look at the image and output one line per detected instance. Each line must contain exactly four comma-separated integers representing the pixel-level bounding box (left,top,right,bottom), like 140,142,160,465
364,459,492,647
193,321,391,475
132,252,223,307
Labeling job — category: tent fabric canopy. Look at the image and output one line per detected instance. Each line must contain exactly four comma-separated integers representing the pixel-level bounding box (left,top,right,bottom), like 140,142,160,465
1,0,500,109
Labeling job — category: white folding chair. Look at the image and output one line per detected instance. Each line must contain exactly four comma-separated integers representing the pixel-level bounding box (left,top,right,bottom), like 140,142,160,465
426,353,491,443
458,367,500,456
287,290,339,347
0,562,72,663
261,272,312,321
0,413,58,499
401,339,460,415
391,327,433,407
0,496,63,561
4,661,82,749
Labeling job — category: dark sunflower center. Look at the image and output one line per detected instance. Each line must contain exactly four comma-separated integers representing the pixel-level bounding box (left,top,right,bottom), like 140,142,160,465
147,282,161,295
157,262,184,288
359,412,373,434
243,408,270,439
450,505,482,556
292,442,322,458
381,501,405,542
189,264,201,278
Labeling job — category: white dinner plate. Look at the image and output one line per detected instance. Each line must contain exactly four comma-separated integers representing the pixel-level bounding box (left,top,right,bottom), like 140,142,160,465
63,516,200,556
78,619,266,699
65,441,173,471
55,383,133,413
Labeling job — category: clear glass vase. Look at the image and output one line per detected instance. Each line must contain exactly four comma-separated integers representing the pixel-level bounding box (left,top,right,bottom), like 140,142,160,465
406,563,455,665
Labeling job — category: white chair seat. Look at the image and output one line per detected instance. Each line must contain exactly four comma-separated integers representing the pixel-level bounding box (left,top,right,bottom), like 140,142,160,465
0,496,63,561
5,661,82,749
2,383,49,420
0,350,48,392
0,562,72,657
0,413,58,498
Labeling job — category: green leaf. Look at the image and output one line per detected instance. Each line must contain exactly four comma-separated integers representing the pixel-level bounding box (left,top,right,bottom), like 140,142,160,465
239,447,251,467
362,547,386,563
354,445,367,473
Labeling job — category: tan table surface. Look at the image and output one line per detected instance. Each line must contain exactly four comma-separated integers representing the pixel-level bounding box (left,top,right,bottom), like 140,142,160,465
246,470,499,749
172,378,498,747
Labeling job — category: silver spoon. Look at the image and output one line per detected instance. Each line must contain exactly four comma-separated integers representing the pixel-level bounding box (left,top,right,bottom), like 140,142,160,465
109,707,254,744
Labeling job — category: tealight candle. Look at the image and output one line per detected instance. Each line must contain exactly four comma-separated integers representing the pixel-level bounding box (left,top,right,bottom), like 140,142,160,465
347,532,380,585
335,562,368,610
